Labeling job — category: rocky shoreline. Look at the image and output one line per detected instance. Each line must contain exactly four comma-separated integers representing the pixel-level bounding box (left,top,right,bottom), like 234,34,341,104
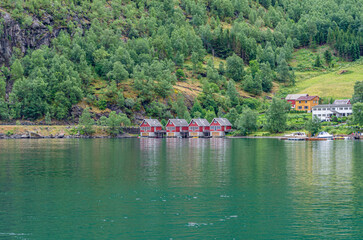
0,132,138,139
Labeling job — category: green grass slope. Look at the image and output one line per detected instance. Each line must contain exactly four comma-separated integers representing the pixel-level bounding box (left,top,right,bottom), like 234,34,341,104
284,46,363,99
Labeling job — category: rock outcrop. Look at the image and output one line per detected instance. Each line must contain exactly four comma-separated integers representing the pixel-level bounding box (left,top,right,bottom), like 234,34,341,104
0,9,61,66
0,8,89,67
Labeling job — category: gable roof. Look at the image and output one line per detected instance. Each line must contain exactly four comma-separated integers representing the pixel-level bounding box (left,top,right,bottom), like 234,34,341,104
285,94,308,100
333,99,350,105
312,104,352,109
190,119,209,126
168,119,188,127
141,119,162,127
212,118,232,126
296,95,319,101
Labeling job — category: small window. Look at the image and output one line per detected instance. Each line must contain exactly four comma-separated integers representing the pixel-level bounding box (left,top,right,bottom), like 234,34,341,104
299,101,301,103
304,106,308,109
344,108,348,110
298,106,302,109
305,101,307,103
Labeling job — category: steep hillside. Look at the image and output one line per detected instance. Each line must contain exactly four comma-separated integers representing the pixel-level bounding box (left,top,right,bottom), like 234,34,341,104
0,0,362,124
280,46,363,99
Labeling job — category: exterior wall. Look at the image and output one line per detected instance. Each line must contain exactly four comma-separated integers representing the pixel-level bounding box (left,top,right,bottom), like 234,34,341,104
189,122,202,132
210,121,222,131
141,132,156,137
166,122,176,132
312,106,353,121
296,97,319,112
167,132,181,137
287,100,296,108
211,131,225,137
140,122,152,132
189,132,204,137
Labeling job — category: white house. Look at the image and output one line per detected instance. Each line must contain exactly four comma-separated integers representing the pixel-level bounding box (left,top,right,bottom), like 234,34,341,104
333,99,351,105
312,104,353,121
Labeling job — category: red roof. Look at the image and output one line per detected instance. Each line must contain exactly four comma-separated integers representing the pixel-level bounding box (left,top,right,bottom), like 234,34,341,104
296,96,319,101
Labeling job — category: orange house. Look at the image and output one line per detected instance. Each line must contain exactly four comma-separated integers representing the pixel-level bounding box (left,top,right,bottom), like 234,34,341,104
295,96,319,112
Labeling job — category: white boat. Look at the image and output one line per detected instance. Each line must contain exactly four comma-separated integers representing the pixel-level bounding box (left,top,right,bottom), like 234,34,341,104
316,131,333,140
285,132,307,141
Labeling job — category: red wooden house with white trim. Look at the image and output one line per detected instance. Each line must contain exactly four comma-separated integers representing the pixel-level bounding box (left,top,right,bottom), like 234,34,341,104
188,119,210,137
166,119,189,137
210,118,232,137
140,119,163,137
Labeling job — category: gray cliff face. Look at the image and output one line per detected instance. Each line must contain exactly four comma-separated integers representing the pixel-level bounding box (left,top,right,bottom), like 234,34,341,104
0,9,60,66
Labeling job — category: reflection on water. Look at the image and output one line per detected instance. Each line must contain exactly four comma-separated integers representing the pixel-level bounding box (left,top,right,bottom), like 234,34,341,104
0,139,362,239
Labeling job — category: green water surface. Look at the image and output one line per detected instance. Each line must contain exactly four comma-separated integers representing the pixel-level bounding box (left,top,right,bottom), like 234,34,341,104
0,138,362,239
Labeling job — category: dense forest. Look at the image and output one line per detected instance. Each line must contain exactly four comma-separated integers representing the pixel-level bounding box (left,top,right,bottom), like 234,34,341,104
0,0,362,125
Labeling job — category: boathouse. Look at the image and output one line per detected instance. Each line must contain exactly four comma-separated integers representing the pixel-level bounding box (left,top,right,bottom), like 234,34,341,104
166,119,189,137
140,119,163,137
188,119,210,137
210,118,232,137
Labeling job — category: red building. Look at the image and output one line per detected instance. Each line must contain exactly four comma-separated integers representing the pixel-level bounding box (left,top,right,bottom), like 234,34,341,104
166,119,189,137
188,119,210,137
285,94,308,109
140,119,163,137
210,118,232,137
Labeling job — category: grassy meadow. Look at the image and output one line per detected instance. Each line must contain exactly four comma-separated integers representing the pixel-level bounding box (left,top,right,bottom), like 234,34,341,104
285,46,363,99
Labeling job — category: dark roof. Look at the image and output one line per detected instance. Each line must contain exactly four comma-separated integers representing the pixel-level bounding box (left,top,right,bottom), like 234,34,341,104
141,119,162,127
285,94,308,100
212,118,232,126
333,99,350,104
312,104,352,109
190,119,209,126
296,95,319,101
168,119,188,127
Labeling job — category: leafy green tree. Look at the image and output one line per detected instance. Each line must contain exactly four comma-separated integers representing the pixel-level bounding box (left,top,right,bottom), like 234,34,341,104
353,103,363,126
227,79,239,106
10,59,24,81
174,94,188,118
218,62,225,75
243,74,262,95
235,107,258,135
0,75,6,99
314,55,322,68
265,98,290,133
324,50,332,66
226,54,245,81
45,111,52,125
79,107,95,135
108,61,128,83
116,91,125,108
305,116,321,136
106,111,130,136
0,99,9,120
191,100,203,118
176,69,186,81
352,81,363,103
225,108,238,128
259,63,273,92
205,109,216,123
184,111,192,123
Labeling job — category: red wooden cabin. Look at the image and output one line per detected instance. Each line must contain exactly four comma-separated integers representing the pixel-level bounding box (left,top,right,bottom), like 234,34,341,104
188,119,210,137
210,118,232,137
166,119,189,137
140,119,162,137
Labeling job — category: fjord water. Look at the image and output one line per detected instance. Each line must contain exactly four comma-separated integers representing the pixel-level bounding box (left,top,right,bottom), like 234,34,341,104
0,139,362,239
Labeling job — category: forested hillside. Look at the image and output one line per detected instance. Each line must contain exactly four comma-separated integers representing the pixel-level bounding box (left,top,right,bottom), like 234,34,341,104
0,0,362,123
